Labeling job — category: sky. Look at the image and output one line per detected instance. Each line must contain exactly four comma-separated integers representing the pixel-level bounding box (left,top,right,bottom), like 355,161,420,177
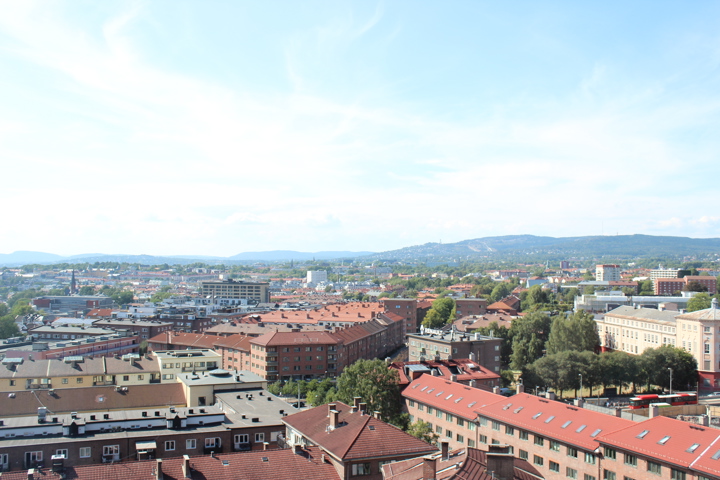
1,1,720,257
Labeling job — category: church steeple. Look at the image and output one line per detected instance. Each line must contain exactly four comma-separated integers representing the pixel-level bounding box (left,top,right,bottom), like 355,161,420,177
70,269,76,295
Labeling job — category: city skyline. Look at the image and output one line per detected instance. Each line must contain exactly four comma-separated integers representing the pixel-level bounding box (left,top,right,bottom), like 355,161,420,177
1,1,719,257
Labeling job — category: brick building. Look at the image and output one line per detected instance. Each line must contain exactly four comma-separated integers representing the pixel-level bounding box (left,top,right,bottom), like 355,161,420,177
407,327,503,373
92,318,173,340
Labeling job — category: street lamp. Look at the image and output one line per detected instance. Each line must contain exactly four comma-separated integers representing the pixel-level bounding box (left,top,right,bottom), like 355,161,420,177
579,374,583,400
668,368,673,395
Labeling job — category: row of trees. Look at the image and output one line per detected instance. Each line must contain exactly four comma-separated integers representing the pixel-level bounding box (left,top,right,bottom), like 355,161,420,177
525,346,696,396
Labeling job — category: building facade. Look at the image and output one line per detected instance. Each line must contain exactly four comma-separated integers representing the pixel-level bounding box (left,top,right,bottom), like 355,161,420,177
200,280,270,304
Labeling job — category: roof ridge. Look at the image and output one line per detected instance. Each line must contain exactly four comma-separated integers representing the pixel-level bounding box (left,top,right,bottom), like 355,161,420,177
339,412,372,459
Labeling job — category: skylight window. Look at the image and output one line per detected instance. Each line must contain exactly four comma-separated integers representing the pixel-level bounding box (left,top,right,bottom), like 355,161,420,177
454,397,463,403
368,426,375,431
446,394,453,400
658,436,671,445
435,391,444,397
636,430,649,439
576,425,586,433
561,421,572,429
502,404,512,411
544,416,555,424
468,401,477,408
514,407,524,414
687,443,700,453
427,388,434,394
421,386,427,392
711,450,720,460
532,412,542,419
412,384,419,389
591,429,602,437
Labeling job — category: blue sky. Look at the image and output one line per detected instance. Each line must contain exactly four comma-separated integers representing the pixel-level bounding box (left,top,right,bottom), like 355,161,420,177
1,1,719,257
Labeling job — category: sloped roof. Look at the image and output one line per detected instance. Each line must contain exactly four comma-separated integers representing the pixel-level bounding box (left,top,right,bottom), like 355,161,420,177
402,374,504,420
596,415,720,476
0,446,340,480
1,383,186,416
479,393,633,451
283,401,438,461
391,360,500,387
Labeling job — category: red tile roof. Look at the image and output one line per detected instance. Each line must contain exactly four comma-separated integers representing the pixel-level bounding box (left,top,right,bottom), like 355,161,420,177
403,374,504,420
479,393,633,452
0,446,340,480
283,401,438,461
390,359,501,387
597,415,720,477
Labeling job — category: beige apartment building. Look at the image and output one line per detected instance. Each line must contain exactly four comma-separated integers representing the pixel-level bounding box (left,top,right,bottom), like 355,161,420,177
676,298,720,389
596,306,678,354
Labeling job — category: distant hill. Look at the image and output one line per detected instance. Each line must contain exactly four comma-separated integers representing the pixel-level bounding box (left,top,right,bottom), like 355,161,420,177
366,234,720,262
2,235,719,267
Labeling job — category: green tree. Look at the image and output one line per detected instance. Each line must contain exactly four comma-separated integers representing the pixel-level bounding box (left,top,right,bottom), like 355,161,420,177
598,351,639,393
639,279,654,296
335,359,403,425
545,311,599,355
406,420,439,444
687,293,712,312
0,317,20,339
79,286,95,295
640,345,697,392
509,312,552,370
523,285,549,310
684,281,708,293
490,283,512,303
421,309,445,329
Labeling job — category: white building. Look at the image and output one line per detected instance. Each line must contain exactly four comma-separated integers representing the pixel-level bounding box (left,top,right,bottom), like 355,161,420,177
306,270,328,285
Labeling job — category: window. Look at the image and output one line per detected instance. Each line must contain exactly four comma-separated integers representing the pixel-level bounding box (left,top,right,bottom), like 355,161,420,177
165,441,175,451
604,447,616,459
61,378,68,384
436,426,442,434
468,439,476,448
492,420,501,431
534,435,544,446
567,467,578,479
624,454,637,467
26,451,43,463
519,430,529,441
255,433,265,443
519,450,528,460
436,410,442,418
671,469,686,480
409,400,415,408
55,449,68,458
550,461,560,473
647,461,661,475
76,378,83,383
479,435,488,444
123,375,129,381
445,429,452,438
468,422,476,431
186,439,196,449
550,440,560,451
79,447,91,458
103,445,119,456
205,438,220,448
426,406,432,414
585,475,597,480
352,463,371,475
604,470,616,480
457,418,464,427
505,425,514,435
533,455,543,466
567,447,578,457
457,434,464,443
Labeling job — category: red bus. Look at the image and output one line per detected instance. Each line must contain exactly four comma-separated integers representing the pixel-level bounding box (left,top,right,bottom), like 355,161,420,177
628,393,697,409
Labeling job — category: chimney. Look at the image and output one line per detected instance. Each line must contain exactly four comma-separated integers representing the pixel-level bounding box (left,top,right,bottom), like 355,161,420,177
469,379,477,388
545,390,556,401
330,409,339,428
354,397,362,411
515,383,524,394
493,386,500,395
486,445,514,480
574,398,584,408
263,442,269,450
182,455,190,478
373,410,381,421
359,403,367,415
649,405,660,418
27,469,35,480
422,455,437,480
702,415,710,427
441,442,449,461
614,408,622,417
450,374,458,382
156,459,164,480
328,403,337,416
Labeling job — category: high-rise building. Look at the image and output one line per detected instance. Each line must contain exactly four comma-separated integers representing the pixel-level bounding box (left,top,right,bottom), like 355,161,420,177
595,264,621,281
200,280,269,304
306,270,328,284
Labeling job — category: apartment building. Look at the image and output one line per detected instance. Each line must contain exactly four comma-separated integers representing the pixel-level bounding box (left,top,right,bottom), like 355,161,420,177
676,298,720,389
383,297,420,334
91,318,173,339
684,275,718,295
199,280,270,304
154,349,222,382
455,298,488,317
595,306,679,354
283,400,438,480
407,327,503,373
595,265,621,282
403,374,720,480
4,332,140,360
654,278,687,296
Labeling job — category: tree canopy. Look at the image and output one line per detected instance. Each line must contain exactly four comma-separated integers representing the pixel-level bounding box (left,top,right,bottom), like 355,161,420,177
545,311,599,355
335,359,403,425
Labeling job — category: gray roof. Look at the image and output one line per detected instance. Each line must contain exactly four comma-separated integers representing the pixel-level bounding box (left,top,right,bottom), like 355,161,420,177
604,306,680,322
